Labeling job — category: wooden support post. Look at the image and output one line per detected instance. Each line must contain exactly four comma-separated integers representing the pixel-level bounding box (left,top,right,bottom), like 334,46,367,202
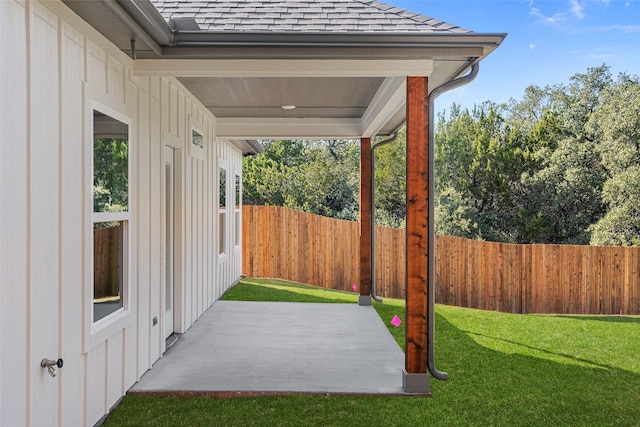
359,137,372,305
403,76,430,393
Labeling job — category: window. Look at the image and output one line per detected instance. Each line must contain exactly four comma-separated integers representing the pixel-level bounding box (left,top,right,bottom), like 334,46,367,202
235,174,241,247
219,167,227,255
192,129,203,149
93,110,129,323
190,128,205,159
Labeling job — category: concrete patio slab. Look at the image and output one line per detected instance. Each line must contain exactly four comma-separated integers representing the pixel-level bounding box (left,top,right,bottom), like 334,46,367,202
131,301,410,395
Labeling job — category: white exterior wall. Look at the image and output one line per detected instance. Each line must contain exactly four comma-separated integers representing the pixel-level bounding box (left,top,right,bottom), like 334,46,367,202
218,141,245,296
0,1,243,426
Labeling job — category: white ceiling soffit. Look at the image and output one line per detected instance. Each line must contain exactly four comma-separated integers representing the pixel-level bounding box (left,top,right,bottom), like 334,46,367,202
133,59,427,139
218,118,363,140
133,60,426,138
206,78,408,139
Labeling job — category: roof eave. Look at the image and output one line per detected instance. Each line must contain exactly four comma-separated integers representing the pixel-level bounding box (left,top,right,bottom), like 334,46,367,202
64,1,505,60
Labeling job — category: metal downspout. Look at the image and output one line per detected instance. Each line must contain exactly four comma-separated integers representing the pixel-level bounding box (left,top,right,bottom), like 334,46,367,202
369,131,400,303
427,60,480,381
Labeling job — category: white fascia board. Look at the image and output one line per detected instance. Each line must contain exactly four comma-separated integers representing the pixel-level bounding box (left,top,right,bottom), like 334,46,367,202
133,59,434,78
360,76,406,138
217,117,363,139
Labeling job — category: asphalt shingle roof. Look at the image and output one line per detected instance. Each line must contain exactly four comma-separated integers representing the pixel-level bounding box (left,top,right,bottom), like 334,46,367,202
150,0,470,33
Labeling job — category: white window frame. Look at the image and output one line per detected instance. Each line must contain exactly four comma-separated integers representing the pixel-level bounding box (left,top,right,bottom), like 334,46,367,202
234,172,242,248
87,101,133,347
190,123,206,160
218,161,228,258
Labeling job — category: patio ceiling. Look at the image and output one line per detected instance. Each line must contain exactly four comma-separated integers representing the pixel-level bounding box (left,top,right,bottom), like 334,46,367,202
61,0,506,144
132,57,443,139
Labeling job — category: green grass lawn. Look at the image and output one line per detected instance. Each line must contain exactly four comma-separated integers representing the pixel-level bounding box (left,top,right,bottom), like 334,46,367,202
105,278,640,427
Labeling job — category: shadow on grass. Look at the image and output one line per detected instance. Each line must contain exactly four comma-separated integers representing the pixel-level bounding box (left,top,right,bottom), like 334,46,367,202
458,329,617,371
542,314,640,324
242,278,351,291
431,311,640,426
221,280,358,304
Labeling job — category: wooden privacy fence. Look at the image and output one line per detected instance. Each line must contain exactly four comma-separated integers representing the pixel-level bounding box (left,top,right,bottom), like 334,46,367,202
242,205,640,315
93,224,121,299
243,205,361,293
435,237,640,315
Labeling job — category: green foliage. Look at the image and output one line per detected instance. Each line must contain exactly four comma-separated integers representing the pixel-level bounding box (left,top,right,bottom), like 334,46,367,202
583,75,640,246
374,129,406,227
589,166,640,246
243,139,360,221
434,65,640,245
434,101,540,241
242,65,640,246
519,137,606,244
93,138,128,213
590,75,640,175
434,186,479,238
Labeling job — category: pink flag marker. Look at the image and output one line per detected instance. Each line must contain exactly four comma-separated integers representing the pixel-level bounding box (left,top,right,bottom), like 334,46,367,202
391,315,402,327
351,283,357,292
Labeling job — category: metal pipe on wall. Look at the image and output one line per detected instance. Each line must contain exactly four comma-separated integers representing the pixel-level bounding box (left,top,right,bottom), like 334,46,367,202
370,131,400,303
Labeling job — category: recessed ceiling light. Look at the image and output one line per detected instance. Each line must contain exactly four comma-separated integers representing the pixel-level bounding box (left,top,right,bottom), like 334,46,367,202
281,105,296,110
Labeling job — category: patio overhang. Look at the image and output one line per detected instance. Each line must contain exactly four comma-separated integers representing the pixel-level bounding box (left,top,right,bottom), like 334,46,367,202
61,0,505,143
132,59,433,139
128,52,495,140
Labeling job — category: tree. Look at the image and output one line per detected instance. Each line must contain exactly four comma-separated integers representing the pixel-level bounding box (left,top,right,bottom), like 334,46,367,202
519,137,605,244
510,66,614,244
587,74,640,245
589,166,640,246
434,186,479,238
292,139,360,220
373,128,406,227
93,137,128,213
242,139,360,221
434,102,537,241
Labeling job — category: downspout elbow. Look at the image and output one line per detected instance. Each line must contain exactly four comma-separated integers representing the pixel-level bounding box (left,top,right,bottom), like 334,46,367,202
428,62,480,103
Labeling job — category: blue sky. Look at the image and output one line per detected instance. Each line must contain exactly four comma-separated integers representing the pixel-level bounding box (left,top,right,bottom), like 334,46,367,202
391,0,640,113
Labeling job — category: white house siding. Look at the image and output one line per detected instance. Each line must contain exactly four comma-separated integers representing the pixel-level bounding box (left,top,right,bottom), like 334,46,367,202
0,1,243,425
218,141,245,294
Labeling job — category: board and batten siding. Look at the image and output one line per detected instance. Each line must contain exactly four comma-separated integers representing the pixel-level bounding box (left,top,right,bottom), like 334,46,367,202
0,1,243,426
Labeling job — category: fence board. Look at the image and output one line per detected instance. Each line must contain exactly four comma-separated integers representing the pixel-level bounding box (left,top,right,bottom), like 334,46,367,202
242,205,640,315
93,225,121,299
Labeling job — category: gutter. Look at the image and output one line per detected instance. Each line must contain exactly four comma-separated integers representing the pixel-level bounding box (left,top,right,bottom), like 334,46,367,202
169,31,506,49
426,58,480,381
161,31,505,61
